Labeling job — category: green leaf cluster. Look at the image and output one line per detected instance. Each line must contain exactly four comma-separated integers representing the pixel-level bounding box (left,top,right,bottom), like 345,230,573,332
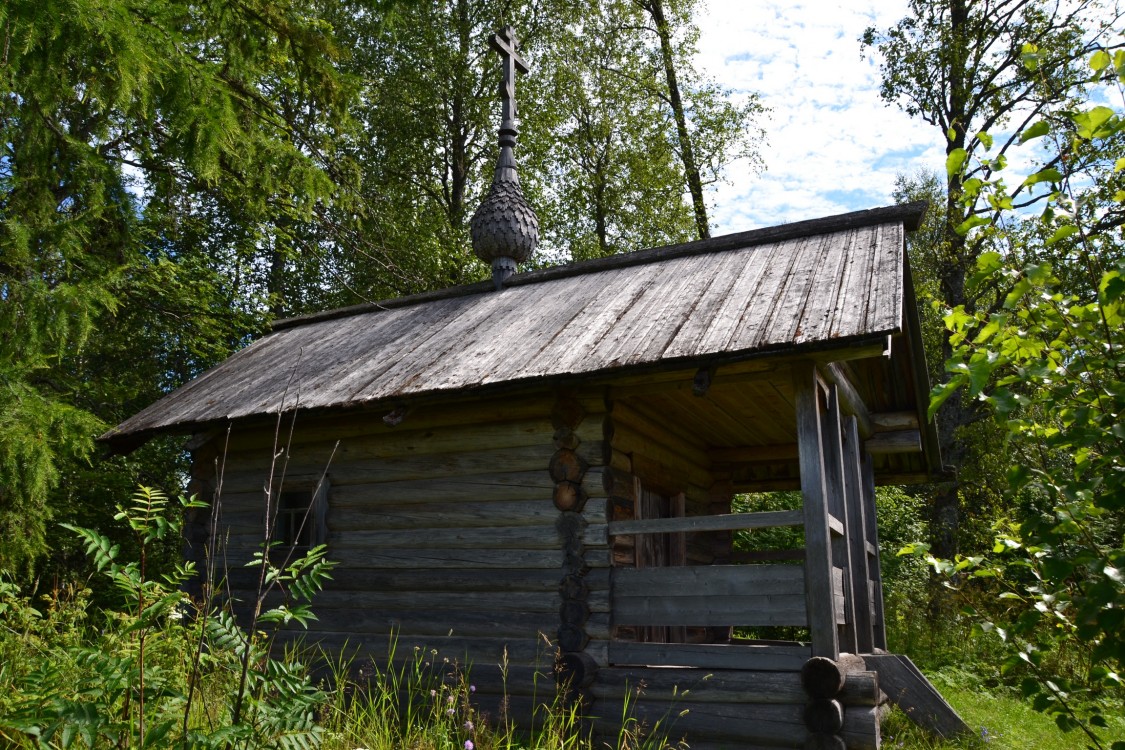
923,40,1125,746
0,487,336,749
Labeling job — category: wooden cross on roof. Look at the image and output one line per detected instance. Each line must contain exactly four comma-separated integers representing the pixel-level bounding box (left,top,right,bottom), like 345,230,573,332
488,26,529,134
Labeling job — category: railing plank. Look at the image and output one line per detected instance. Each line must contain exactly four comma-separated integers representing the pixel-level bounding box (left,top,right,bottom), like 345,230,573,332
608,641,811,671
611,564,808,627
607,509,802,536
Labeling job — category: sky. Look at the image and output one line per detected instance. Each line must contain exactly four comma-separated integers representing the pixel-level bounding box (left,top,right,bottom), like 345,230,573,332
693,0,947,233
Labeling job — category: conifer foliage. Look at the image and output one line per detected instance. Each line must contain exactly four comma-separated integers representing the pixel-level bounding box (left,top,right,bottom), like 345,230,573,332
0,0,356,570
0,0,762,573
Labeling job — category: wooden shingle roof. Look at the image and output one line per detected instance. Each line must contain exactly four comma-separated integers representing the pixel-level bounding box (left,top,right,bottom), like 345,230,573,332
102,203,927,449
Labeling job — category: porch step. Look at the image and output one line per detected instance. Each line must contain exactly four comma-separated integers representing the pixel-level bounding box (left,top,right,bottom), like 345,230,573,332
863,653,971,739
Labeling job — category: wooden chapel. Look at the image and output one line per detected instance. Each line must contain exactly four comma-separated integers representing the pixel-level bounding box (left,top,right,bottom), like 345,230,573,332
101,26,968,750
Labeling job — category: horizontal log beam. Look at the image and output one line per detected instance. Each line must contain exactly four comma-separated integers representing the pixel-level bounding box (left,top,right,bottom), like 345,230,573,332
608,509,802,536
817,362,873,438
865,430,922,455
606,641,811,672
592,667,806,705
612,594,807,627
871,411,919,432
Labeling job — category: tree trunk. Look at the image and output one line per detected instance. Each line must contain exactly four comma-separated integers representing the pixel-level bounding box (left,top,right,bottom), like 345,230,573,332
448,0,471,228
930,0,972,560
644,0,710,240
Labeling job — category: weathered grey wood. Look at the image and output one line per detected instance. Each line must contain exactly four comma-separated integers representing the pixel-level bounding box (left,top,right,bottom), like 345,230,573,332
817,362,873,439
107,206,919,451
803,733,847,750
791,231,852,347
840,671,883,707
593,667,806,704
321,499,559,530
801,654,868,699
674,236,784,357
871,411,919,431
870,222,905,333
833,567,846,624
108,197,946,750
277,631,554,666
614,563,805,598
329,474,554,505
827,513,844,536
866,429,922,454
594,263,722,379
608,509,802,536
323,524,562,551
314,567,580,593
735,234,819,352
231,395,565,448
710,443,800,464
613,593,807,627
322,547,560,569
544,268,666,380
610,419,712,489
794,361,839,659
610,402,712,469
862,452,888,650
219,448,557,494
864,653,971,739
827,219,876,348
276,203,924,329
822,386,857,651
842,416,875,652
295,607,559,639
607,642,811,671
782,239,852,352
841,704,881,750
805,699,844,734
311,590,560,612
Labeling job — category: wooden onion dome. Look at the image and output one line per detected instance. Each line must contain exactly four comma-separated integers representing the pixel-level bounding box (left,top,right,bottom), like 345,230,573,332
471,26,539,289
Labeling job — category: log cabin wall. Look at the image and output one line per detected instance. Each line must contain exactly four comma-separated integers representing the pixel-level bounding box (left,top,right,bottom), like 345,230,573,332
185,391,610,724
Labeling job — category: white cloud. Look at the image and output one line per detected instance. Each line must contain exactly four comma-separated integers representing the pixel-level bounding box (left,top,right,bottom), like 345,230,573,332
695,0,946,232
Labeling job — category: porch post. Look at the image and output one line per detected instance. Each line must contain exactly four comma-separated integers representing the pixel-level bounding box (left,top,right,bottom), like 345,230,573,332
862,450,888,650
793,361,839,659
823,385,858,654
843,415,875,652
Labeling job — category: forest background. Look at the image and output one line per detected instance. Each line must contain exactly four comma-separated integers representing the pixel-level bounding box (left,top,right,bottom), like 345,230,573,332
0,0,1122,747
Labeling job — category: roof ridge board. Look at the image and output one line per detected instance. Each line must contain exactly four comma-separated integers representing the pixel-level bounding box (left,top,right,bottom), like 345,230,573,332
272,201,928,333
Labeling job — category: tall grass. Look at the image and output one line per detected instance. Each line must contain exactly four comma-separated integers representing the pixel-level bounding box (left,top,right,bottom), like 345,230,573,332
0,486,682,750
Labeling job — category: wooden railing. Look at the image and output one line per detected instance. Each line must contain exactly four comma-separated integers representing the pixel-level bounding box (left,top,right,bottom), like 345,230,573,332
608,507,849,630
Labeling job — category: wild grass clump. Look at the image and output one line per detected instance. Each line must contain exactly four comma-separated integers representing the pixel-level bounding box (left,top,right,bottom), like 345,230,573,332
315,634,682,750
0,487,334,748
0,486,681,750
